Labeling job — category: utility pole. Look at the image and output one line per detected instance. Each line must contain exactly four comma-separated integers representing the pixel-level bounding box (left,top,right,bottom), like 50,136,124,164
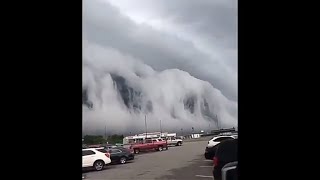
160,119,162,138
145,115,148,140
216,114,220,130
104,125,107,139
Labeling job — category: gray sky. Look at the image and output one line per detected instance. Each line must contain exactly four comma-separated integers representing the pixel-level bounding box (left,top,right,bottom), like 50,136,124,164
83,0,237,101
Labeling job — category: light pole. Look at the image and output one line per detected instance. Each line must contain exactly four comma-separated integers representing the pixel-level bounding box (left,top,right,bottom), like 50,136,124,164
160,119,162,138
104,125,107,139
216,114,220,130
145,115,148,140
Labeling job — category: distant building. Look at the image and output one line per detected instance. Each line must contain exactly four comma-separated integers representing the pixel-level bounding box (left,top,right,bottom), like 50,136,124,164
185,133,203,139
191,133,201,138
211,127,236,135
123,132,177,144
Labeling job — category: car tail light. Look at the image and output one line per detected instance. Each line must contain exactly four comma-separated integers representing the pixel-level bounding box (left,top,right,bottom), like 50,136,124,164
105,153,110,158
213,157,219,167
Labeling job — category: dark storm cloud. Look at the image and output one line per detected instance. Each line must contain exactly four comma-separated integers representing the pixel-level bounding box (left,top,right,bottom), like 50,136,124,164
134,0,237,48
84,0,237,101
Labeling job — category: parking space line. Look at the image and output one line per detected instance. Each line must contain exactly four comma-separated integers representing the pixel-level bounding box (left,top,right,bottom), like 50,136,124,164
195,175,214,178
199,166,212,168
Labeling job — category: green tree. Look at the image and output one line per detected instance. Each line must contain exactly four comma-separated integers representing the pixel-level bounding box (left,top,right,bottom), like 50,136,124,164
107,134,124,144
83,135,106,145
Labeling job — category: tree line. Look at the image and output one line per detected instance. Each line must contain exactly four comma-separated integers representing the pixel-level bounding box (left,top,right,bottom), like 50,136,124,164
83,134,124,145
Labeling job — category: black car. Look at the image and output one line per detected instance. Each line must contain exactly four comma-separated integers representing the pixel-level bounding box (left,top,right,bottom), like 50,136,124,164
212,139,238,180
204,145,219,160
98,147,134,164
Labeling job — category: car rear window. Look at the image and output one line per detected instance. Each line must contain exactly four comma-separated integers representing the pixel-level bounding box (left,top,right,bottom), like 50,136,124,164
117,147,130,152
82,150,96,156
214,137,233,142
109,149,122,153
97,149,108,153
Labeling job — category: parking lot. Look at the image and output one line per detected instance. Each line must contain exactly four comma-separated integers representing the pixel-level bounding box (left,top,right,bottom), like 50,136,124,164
83,140,214,180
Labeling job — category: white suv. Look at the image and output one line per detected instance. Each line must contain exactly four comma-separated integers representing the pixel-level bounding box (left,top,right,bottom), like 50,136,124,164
166,137,183,146
82,148,111,171
207,135,237,148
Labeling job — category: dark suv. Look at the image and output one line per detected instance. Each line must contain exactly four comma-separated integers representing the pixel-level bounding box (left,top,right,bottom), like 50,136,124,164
213,139,238,180
97,147,134,164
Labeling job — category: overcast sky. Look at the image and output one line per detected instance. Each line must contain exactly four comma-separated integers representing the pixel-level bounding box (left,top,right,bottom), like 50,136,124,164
83,0,237,101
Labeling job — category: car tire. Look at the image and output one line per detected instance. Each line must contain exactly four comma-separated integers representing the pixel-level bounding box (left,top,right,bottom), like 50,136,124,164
119,157,127,164
176,142,182,146
134,148,140,154
158,146,163,151
93,160,105,171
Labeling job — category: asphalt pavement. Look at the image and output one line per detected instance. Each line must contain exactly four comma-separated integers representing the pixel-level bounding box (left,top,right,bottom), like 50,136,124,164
83,140,214,180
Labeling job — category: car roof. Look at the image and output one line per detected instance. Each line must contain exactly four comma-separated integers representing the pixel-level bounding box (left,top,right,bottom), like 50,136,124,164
82,148,99,151
211,135,235,140
95,147,105,149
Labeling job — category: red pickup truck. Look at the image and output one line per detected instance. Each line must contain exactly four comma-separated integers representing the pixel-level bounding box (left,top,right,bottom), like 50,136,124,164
130,139,168,154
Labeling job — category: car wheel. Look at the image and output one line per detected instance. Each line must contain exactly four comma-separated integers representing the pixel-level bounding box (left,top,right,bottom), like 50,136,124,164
120,157,127,164
134,148,140,154
93,160,105,171
158,146,163,151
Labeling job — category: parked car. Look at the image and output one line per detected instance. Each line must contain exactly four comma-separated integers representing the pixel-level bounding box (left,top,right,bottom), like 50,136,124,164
130,138,168,154
166,137,183,146
207,135,237,148
212,139,238,180
221,161,238,180
101,144,117,149
82,148,111,171
204,135,236,159
97,147,134,164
